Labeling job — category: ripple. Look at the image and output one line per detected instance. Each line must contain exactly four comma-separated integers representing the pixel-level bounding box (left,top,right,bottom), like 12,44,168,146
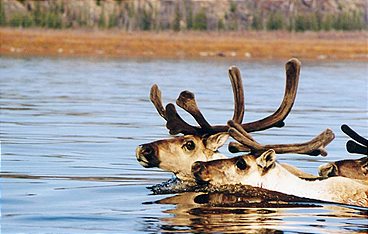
1,58,367,233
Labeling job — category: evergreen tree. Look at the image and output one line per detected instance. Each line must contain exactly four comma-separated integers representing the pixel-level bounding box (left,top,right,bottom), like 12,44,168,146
173,4,181,31
266,12,284,30
0,0,6,26
193,9,207,30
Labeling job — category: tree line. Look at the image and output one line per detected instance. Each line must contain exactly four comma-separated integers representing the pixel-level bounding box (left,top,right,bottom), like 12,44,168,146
0,0,366,31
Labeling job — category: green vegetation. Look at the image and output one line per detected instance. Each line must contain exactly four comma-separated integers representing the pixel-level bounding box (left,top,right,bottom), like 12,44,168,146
266,12,284,30
99,9,106,28
173,5,181,31
294,13,319,31
217,18,225,31
139,8,152,30
251,12,263,30
1,1,366,31
0,0,6,26
333,11,365,30
193,9,207,30
8,13,32,27
290,10,365,32
108,11,117,28
186,3,193,30
253,10,366,32
229,2,237,13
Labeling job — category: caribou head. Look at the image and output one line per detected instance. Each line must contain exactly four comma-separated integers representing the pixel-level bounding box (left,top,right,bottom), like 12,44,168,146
192,120,335,184
136,133,229,179
319,124,367,180
191,124,368,207
192,150,367,207
136,65,244,180
136,59,310,180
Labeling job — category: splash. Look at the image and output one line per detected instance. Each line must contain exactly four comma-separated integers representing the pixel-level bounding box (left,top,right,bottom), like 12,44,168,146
149,178,317,203
148,177,201,194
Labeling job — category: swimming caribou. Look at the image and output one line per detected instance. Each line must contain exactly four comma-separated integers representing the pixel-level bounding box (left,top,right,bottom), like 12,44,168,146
318,124,367,181
192,121,368,207
136,59,334,180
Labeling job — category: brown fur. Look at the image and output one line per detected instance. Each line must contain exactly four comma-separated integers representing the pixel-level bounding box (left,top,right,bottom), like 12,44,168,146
193,150,368,207
319,157,368,181
136,133,229,180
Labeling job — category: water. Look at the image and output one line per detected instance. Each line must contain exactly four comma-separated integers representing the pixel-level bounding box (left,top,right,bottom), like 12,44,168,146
1,57,367,233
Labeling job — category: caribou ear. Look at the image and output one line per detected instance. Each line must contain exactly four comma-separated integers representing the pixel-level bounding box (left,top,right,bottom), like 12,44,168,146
256,149,276,172
205,133,229,151
318,163,338,177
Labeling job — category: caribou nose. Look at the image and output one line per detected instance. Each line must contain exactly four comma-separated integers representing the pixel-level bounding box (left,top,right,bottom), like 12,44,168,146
136,143,160,168
192,161,209,185
192,161,205,175
140,144,154,157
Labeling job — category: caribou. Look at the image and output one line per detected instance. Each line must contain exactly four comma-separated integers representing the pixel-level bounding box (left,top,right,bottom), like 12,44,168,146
318,124,367,181
136,59,334,180
192,121,368,207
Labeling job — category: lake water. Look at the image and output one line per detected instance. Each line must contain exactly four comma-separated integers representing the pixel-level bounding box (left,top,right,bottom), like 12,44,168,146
1,57,367,233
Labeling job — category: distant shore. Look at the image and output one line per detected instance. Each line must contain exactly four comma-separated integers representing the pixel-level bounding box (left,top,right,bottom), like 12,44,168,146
1,28,367,60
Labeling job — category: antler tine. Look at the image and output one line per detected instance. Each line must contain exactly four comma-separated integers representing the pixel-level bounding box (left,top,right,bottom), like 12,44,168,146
341,124,367,156
346,140,368,155
241,58,301,132
176,91,213,132
229,66,245,124
228,120,257,142
150,84,203,135
263,129,335,156
228,120,256,153
228,142,251,153
152,59,299,136
176,65,245,135
341,124,368,147
150,84,167,120
165,103,201,135
228,120,263,153
228,120,335,156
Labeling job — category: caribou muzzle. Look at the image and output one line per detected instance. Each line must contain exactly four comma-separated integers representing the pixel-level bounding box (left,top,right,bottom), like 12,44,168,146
136,143,160,168
191,161,210,185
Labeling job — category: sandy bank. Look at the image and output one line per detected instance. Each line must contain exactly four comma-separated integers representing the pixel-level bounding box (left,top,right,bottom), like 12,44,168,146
1,28,367,60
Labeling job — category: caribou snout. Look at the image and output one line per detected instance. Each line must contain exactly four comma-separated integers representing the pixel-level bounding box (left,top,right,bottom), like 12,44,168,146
136,143,160,168
192,161,210,184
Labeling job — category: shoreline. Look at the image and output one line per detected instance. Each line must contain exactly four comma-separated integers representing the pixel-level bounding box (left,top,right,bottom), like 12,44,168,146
1,28,367,61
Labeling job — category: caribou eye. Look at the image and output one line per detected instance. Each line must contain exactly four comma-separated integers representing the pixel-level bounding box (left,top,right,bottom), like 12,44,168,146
236,158,247,170
184,140,196,151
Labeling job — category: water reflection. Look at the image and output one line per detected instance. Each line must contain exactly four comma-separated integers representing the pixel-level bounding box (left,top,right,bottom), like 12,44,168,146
148,192,368,233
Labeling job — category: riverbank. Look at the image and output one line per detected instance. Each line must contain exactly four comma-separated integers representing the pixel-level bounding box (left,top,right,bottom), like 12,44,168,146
1,28,367,60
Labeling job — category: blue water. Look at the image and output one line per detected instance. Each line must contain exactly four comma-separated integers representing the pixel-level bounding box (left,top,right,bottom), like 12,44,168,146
1,57,367,233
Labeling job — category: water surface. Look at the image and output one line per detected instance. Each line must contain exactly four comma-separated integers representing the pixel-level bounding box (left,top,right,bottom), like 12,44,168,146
1,57,367,233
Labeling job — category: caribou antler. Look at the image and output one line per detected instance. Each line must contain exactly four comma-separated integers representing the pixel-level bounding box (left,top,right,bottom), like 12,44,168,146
151,85,200,135
241,58,300,131
150,66,245,135
341,124,368,155
175,66,245,135
150,58,301,136
228,120,335,156
150,84,166,120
